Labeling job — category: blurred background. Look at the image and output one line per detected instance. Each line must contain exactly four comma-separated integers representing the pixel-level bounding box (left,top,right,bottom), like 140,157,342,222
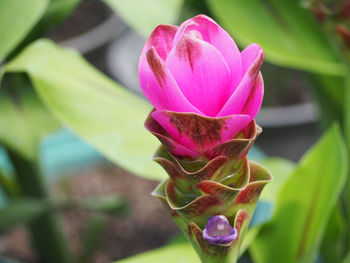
0,0,348,262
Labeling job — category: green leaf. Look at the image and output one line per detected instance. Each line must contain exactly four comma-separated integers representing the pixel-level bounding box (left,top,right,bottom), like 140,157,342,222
259,157,294,203
251,124,348,263
0,168,18,198
0,198,51,232
103,0,184,37
78,214,107,263
344,251,350,263
113,243,200,263
321,206,346,263
248,158,294,227
72,195,128,215
310,75,344,127
3,39,164,180
0,78,60,160
206,0,345,76
0,0,48,62
36,0,82,34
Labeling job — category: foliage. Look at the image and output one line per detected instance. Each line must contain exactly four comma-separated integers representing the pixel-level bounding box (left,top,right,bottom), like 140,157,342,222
0,0,48,62
2,40,164,180
251,125,348,263
103,0,184,36
205,0,344,76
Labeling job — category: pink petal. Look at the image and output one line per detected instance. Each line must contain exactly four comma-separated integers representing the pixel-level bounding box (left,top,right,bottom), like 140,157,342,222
173,14,242,91
240,72,264,119
166,35,232,117
141,24,178,61
139,47,202,113
152,111,251,154
240,44,263,73
218,44,264,117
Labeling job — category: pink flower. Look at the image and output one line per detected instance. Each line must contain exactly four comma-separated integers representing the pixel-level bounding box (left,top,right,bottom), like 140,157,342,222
139,15,264,158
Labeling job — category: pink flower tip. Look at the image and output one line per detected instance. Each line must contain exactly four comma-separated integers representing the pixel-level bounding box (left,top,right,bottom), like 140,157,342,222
140,15,264,157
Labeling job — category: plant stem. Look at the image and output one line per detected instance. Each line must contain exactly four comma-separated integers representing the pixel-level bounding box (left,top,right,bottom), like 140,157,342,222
322,18,350,256
332,30,350,254
343,67,350,246
7,149,72,263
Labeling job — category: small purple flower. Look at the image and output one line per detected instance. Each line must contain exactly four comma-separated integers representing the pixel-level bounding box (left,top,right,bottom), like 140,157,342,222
203,215,238,245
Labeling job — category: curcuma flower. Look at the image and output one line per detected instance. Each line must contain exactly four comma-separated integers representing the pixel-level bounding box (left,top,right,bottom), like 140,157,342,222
139,14,264,158
140,15,271,263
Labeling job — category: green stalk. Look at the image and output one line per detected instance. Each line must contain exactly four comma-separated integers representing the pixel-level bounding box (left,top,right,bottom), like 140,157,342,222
8,149,72,263
343,67,350,241
328,21,350,254
322,17,350,256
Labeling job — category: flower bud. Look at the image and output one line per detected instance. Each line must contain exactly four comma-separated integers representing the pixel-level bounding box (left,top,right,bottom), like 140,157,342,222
139,14,264,158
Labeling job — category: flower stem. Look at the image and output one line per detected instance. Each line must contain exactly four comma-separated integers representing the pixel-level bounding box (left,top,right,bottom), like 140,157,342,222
8,149,72,263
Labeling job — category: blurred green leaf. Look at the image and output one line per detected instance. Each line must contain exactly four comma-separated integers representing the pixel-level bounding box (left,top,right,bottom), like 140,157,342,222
3,39,164,180
0,198,51,232
71,195,128,215
251,124,348,263
114,243,199,263
206,0,345,76
34,0,82,35
0,256,24,263
103,0,184,36
344,251,350,263
248,158,294,227
6,0,82,60
0,168,18,198
321,206,346,263
0,0,48,62
310,75,344,127
259,157,294,203
78,214,107,263
0,79,60,160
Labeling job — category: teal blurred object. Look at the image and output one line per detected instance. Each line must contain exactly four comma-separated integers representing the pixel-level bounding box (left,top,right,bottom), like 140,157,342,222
0,147,12,208
247,146,266,161
247,148,271,227
0,147,13,176
250,201,273,227
0,256,23,263
40,129,104,181
0,129,104,207
248,148,271,226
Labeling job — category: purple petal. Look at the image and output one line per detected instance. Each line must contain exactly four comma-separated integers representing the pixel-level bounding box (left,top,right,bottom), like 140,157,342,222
139,47,202,113
166,35,232,116
173,15,242,91
203,215,238,245
217,44,264,117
